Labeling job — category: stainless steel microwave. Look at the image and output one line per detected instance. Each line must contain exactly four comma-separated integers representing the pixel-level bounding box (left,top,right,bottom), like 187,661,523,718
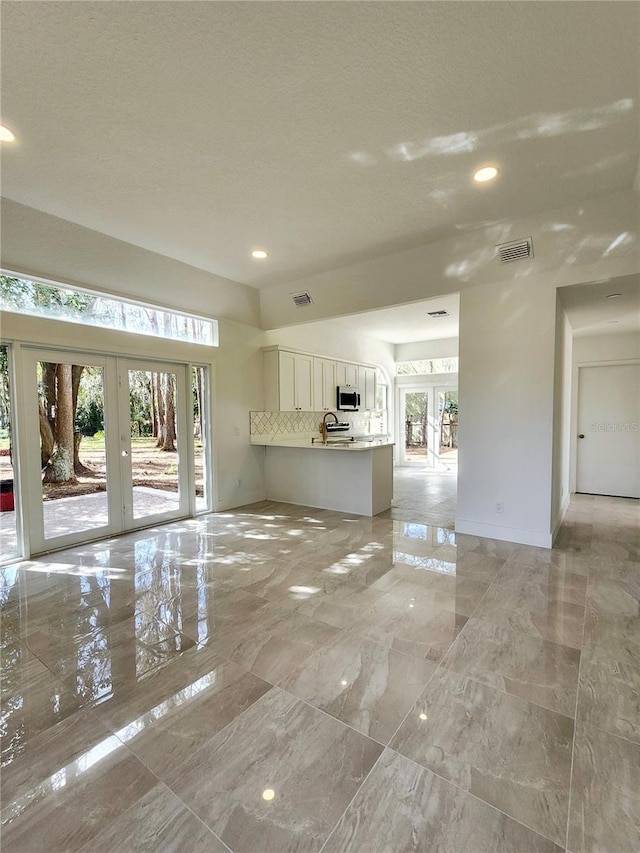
337,386,361,411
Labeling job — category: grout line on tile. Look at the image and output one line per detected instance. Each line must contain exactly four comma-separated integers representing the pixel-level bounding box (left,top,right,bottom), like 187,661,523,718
317,747,388,853
385,745,568,850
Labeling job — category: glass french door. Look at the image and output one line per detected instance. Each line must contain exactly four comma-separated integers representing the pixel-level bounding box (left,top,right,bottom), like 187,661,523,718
436,387,458,469
400,388,431,465
120,360,189,528
398,384,458,468
23,350,191,554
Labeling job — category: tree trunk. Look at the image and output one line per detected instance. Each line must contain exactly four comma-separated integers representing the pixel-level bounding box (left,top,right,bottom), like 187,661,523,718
161,374,176,452
38,401,55,469
195,366,204,440
71,365,89,474
155,372,165,448
43,364,76,483
150,373,158,438
41,362,57,435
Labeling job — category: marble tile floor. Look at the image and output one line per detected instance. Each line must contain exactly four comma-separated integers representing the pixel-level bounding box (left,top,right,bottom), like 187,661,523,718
1,482,638,852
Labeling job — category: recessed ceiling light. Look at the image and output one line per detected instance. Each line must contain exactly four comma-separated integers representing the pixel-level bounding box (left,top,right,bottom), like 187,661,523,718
262,788,276,801
0,125,16,143
473,166,499,183
251,250,268,260
606,293,622,299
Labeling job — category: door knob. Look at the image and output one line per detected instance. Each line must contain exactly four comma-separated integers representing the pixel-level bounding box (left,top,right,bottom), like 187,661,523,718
578,434,585,439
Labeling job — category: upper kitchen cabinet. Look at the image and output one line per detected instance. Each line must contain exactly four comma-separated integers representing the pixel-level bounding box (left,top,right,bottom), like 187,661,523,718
314,358,337,412
264,348,314,411
360,366,376,411
263,347,377,412
336,361,358,387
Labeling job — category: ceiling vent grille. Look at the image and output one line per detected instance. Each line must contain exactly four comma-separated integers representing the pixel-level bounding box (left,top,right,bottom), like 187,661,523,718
427,309,450,318
497,237,534,264
291,291,313,307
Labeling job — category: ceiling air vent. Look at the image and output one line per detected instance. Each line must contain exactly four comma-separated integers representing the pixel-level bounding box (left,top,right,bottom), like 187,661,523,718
497,237,534,264
291,291,313,307
427,310,450,318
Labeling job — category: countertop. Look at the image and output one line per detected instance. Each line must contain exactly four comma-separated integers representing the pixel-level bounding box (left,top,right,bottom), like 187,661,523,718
250,435,394,452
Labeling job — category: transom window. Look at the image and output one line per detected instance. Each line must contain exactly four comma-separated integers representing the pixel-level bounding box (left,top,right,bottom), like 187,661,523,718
397,357,458,375
0,272,218,347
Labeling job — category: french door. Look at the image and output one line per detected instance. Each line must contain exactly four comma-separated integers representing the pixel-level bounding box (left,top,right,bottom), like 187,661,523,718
398,383,458,468
23,349,191,554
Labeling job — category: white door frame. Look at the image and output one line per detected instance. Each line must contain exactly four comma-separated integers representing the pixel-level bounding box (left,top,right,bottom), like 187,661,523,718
22,347,121,553
574,360,640,498
21,348,196,554
119,358,192,530
396,377,458,467
570,358,639,494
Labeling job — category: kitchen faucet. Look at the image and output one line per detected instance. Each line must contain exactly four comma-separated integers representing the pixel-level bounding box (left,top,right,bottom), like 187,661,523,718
320,411,339,444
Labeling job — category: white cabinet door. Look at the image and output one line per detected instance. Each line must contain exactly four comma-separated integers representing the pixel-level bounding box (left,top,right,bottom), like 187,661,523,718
344,363,358,386
277,351,314,411
336,361,358,387
294,354,314,411
278,352,297,411
362,367,376,410
314,358,337,411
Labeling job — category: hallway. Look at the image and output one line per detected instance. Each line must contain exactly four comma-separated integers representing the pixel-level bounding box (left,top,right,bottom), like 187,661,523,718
1,476,638,852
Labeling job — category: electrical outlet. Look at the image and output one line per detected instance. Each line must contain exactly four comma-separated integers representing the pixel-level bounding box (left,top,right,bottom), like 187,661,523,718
495,502,504,514
236,478,242,489
233,426,240,437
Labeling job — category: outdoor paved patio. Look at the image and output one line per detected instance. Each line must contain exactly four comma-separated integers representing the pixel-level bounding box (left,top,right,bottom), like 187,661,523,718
0,487,180,560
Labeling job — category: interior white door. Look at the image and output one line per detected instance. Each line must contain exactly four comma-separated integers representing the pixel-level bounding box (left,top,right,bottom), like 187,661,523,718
577,363,640,498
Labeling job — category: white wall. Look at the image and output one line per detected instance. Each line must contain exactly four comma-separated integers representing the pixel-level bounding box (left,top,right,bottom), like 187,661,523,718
261,189,640,329
551,299,573,537
395,336,458,363
1,198,260,328
457,277,557,547
573,331,640,363
262,319,395,377
211,319,268,509
570,331,640,492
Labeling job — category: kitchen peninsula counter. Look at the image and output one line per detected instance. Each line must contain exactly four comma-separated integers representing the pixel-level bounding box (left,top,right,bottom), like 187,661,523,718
251,436,394,516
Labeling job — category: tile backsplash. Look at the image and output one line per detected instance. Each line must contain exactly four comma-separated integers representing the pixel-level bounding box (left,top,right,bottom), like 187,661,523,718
250,410,384,437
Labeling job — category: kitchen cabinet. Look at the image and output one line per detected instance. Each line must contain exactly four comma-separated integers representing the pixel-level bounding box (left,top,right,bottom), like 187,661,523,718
360,366,376,410
263,346,377,412
260,441,394,516
264,349,314,411
336,361,358,387
314,358,337,411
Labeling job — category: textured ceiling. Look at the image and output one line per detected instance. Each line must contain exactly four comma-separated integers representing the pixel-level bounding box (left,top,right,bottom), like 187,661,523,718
1,2,639,289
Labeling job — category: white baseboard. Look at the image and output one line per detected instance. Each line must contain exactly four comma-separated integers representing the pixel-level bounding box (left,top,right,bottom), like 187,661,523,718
551,493,571,544
214,489,267,512
455,518,553,549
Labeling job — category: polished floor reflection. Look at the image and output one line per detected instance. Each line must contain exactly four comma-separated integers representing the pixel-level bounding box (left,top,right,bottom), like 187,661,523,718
1,474,638,852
